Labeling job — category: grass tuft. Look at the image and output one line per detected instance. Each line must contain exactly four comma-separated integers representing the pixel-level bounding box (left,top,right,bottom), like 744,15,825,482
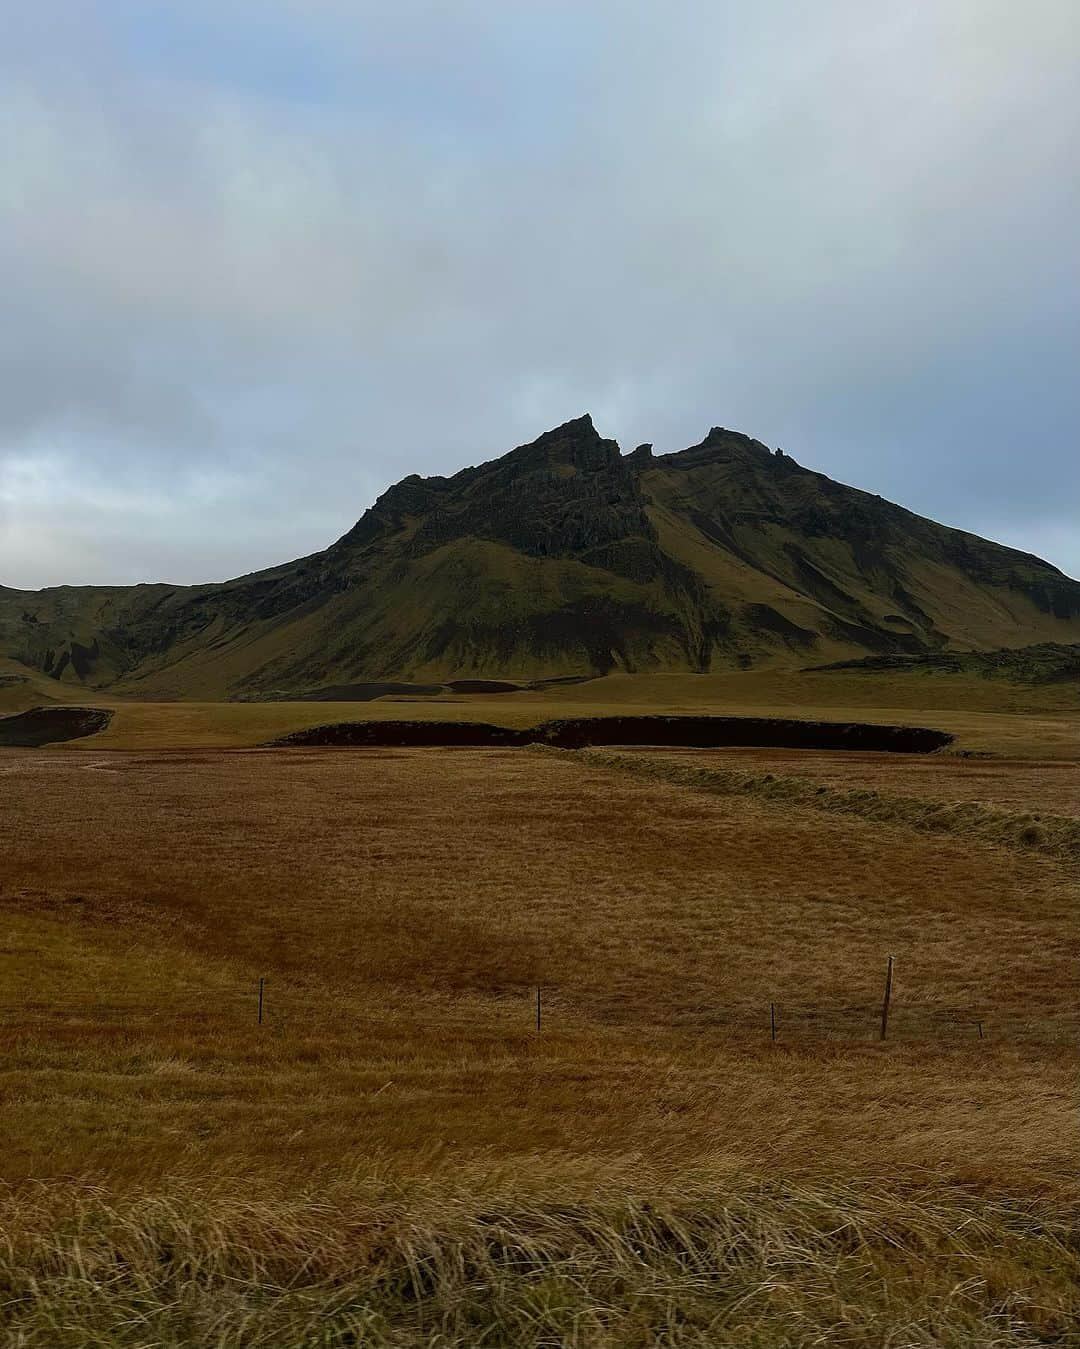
2,1172,1077,1347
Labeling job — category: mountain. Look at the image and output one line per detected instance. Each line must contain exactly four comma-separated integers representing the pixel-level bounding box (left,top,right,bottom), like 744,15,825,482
3,415,1079,699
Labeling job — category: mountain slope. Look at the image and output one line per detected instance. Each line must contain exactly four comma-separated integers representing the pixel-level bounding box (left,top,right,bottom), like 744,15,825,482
3,416,1078,698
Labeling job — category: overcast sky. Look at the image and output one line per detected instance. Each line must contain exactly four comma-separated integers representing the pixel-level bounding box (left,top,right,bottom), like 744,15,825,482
2,1,1077,588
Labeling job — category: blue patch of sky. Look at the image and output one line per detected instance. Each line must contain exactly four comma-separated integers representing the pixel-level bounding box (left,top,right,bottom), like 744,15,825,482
115,3,601,149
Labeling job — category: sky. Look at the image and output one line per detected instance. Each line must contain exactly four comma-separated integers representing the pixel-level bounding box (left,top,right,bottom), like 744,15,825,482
1,0,1077,588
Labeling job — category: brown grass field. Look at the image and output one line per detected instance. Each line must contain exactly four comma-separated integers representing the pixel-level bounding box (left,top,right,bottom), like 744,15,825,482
1,700,1078,1345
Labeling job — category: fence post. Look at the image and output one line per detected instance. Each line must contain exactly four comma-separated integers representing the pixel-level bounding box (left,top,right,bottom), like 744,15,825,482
770,1001,777,1042
976,1019,983,1039
258,976,265,1026
879,956,894,1041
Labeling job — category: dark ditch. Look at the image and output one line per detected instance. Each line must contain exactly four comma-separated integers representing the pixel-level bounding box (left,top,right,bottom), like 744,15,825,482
0,706,114,747
266,715,953,753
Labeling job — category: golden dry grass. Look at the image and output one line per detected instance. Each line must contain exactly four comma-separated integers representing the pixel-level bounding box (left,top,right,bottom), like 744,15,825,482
2,745,1076,1178
564,747,1080,862
1,743,1077,1344
4,1168,1077,1347
637,746,1080,814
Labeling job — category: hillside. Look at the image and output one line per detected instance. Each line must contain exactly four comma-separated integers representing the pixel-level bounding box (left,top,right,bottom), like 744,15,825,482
3,416,1079,699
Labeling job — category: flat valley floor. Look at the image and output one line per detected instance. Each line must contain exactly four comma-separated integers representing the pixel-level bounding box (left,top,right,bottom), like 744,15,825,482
1,738,1077,1345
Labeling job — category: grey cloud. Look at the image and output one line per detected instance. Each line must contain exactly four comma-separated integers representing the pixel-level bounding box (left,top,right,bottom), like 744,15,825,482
1,0,1077,587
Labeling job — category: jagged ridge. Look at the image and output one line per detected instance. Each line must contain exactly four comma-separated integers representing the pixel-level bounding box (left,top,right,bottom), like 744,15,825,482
2,415,1078,698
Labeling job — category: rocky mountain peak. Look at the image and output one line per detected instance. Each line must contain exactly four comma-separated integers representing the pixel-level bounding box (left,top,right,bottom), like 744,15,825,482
6,415,1080,694
495,413,620,476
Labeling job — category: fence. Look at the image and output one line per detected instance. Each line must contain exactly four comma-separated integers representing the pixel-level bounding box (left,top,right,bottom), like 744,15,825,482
0,975,1073,1044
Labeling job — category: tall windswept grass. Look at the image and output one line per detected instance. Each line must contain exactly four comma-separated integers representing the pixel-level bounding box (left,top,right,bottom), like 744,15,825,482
1,1172,1077,1347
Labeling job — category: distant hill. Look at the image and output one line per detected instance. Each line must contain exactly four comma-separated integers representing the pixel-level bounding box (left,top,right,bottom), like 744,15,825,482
3,415,1079,699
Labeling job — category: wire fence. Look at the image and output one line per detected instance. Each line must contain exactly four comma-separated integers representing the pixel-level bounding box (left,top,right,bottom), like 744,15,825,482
0,983,1074,1044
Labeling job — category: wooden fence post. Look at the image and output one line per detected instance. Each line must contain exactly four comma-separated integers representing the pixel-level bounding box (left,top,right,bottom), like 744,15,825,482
258,976,265,1026
770,1002,777,1042
879,956,894,1041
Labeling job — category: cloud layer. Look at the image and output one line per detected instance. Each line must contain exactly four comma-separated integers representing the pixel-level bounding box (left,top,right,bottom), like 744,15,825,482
2,1,1077,587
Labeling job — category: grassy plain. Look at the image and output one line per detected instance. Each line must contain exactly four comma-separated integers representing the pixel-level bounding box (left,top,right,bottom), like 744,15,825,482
1,727,1077,1344
0,662,1076,758
3,640,1080,759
